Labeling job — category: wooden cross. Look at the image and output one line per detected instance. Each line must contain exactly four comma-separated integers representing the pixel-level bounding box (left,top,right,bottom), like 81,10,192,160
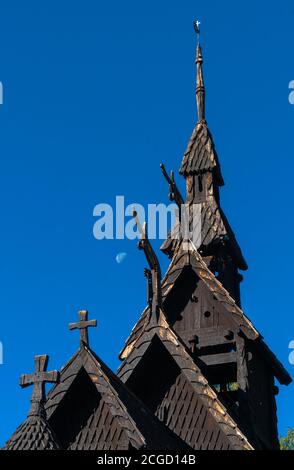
20,355,59,416
69,310,97,346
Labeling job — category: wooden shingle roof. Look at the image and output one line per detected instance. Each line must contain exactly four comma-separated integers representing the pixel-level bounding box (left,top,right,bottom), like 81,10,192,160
45,345,190,450
3,354,61,451
2,416,60,450
117,309,254,450
119,239,291,386
160,201,248,270
179,120,224,185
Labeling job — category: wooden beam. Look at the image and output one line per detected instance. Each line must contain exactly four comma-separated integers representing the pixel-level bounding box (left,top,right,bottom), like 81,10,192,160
197,351,236,366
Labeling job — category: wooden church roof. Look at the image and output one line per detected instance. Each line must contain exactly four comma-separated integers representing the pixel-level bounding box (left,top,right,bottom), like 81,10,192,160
160,201,248,270
119,239,291,386
45,341,189,450
117,307,253,450
2,22,292,452
2,416,61,451
179,119,223,183
3,355,61,450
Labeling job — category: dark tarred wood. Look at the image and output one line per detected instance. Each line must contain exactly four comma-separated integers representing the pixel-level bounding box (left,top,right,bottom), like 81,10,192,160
69,310,97,347
20,354,59,417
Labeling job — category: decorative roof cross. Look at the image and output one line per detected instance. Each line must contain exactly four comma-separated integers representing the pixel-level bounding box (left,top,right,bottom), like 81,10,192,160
20,354,59,417
69,310,97,347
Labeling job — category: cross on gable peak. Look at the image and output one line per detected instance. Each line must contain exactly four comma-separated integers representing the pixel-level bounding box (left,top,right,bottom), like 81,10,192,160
69,309,97,347
20,354,59,417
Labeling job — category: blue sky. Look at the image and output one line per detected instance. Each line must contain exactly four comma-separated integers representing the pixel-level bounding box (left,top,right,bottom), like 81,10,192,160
0,1,293,445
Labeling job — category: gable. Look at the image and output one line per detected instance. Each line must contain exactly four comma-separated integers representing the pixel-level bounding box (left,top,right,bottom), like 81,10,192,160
120,240,291,386
45,349,146,449
45,346,188,450
120,334,236,450
48,367,103,449
163,265,239,348
118,322,253,450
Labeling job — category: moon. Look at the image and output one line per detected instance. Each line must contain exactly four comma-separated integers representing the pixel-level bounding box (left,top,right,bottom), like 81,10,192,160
115,252,127,264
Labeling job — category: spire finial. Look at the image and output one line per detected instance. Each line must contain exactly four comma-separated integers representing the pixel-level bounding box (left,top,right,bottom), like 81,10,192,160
193,19,201,44
193,20,205,122
20,355,59,417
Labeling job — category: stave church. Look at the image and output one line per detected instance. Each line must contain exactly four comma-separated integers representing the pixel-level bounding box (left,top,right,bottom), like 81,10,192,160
3,23,291,451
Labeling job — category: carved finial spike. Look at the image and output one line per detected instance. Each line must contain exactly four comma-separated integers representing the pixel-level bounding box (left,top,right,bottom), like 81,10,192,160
132,211,162,318
133,208,144,238
160,163,184,209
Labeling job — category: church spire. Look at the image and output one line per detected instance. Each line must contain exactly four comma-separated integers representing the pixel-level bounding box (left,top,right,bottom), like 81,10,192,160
194,20,205,122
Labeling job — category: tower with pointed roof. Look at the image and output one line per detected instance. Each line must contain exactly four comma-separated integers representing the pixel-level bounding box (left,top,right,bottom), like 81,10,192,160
2,22,292,451
162,24,247,308
119,23,292,450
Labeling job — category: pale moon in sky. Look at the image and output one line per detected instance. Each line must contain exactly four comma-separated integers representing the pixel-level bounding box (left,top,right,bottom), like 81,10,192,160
115,252,127,264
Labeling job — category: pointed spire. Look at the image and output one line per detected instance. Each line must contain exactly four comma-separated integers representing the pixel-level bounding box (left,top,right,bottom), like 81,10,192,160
193,20,205,122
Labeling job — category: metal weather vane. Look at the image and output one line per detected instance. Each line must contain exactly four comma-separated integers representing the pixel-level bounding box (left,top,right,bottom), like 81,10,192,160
193,19,201,43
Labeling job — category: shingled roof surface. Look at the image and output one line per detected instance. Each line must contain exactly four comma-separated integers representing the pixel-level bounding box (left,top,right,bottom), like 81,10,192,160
120,239,257,360
2,415,60,450
179,121,224,184
119,239,291,385
45,345,189,450
161,199,247,270
117,309,254,450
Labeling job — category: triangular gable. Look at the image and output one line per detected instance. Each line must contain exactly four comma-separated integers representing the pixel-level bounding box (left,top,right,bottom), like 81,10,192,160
120,239,258,360
119,240,291,385
45,345,188,450
117,310,253,450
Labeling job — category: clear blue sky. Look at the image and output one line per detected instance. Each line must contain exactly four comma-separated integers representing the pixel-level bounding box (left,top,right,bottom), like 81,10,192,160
0,1,293,445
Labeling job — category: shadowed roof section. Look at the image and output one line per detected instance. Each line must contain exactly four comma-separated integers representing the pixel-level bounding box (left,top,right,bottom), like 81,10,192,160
119,239,291,386
160,203,248,271
117,309,254,450
45,345,190,450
